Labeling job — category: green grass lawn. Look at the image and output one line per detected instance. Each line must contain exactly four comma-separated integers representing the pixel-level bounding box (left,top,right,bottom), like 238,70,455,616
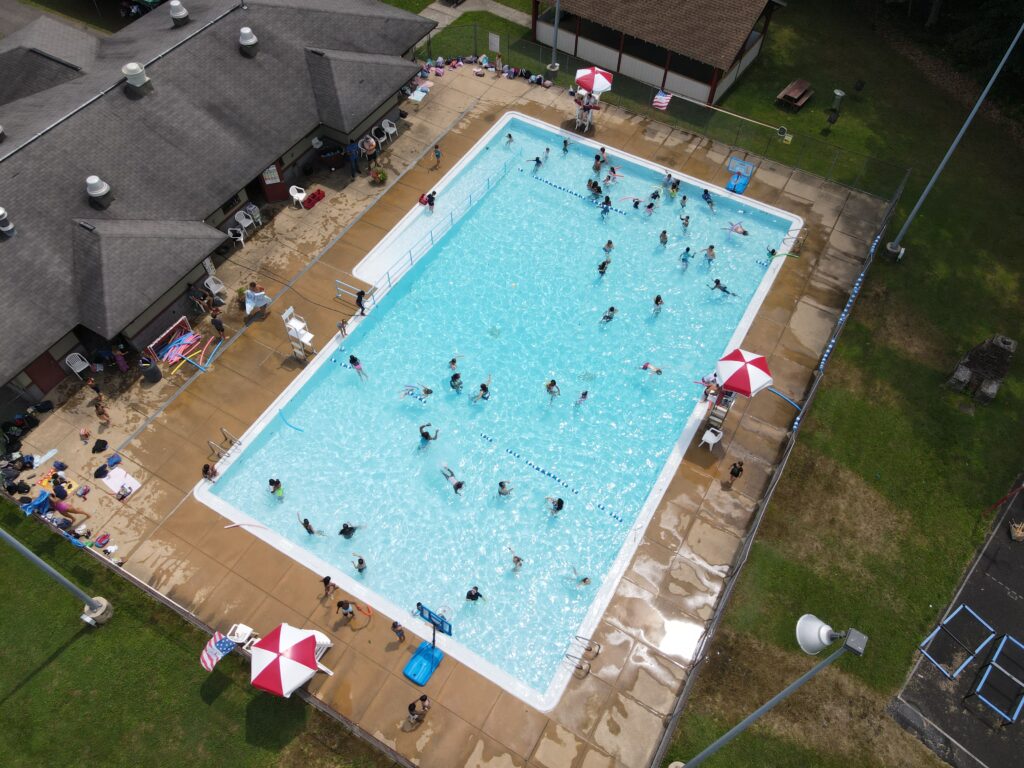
0,504,392,768
378,0,434,13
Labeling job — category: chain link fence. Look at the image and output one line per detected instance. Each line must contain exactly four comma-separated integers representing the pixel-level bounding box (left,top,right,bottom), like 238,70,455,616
416,24,908,200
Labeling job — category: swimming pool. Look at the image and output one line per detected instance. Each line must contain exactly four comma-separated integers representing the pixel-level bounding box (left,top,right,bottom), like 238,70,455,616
196,113,802,710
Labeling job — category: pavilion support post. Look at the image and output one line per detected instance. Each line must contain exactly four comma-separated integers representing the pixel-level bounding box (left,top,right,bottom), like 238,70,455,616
661,48,671,89
531,0,539,39
616,31,624,72
707,67,722,104
574,15,581,57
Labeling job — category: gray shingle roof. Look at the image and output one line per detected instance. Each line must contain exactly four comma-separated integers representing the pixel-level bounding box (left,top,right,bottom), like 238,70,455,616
556,0,773,71
0,0,434,384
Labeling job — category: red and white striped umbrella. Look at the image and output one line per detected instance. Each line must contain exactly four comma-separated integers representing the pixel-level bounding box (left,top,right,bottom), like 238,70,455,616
575,66,613,94
715,349,773,397
250,623,319,697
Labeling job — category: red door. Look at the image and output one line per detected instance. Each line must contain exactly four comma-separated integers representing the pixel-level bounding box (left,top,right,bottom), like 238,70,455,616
259,161,291,204
23,352,69,394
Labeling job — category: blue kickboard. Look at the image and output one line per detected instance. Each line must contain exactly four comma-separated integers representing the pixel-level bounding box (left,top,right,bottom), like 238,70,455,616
726,172,750,194
403,641,444,685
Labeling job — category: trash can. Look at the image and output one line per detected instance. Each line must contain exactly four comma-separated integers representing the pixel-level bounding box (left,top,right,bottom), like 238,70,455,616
140,356,162,384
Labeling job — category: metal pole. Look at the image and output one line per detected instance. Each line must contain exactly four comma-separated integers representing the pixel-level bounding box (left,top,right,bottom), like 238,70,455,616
0,524,104,613
888,19,1024,257
547,0,561,81
684,645,849,767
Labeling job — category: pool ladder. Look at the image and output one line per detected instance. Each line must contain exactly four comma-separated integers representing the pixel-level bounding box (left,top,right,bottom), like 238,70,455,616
208,427,241,459
564,635,602,678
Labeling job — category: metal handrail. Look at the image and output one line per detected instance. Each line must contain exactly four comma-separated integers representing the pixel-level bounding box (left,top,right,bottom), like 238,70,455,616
374,153,521,291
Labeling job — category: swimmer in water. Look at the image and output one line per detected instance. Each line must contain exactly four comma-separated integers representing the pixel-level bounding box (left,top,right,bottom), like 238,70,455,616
766,247,777,258
507,548,524,571
450,372,463,392
659,230,668,247
562,137,570,153
572,567,591,586
349,354,368,381
505,132,514,145
670,179,680,197
680,247,693,268
401,384,433,400
725,221,749,236
645,202,656,215
269,478,284,500
339,522,358,538
597,258,610,277
449,356,460,370
471,375,492,403
680,194,688,209
352,554,367,573
663,172,673,187
592,154,602,173
601,196,612,216
531,156,543,171
297,511,323,535
600,306,617,323
653,295,664,315
711,279,735,295
498,481,514,496
641,361,663,375
702,188,715,211
680,215,690,229
599,147,608,164
704,245,716,262
546,379,561,401
547,496,565,515
440,465,464,494
603,166,622,184
575,390,589,406
466,586,484,601
649,189,661,202
419,423,438,442
603,240,614,255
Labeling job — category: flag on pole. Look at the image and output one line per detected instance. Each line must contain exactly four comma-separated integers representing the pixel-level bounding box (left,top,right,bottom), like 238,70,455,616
200,632,236,672
652,90,672,110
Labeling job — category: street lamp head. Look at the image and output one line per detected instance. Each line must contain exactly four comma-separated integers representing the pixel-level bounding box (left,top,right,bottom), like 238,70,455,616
796,614,843,655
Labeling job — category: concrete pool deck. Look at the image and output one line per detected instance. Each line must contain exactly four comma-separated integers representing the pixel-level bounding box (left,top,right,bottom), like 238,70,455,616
15,65,890,768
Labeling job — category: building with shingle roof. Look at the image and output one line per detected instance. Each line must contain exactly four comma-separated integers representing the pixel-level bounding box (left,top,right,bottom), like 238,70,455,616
0,0,433,399
532,0,782,103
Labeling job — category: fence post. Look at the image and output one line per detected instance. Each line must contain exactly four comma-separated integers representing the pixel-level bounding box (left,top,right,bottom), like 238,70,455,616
427,31,432,60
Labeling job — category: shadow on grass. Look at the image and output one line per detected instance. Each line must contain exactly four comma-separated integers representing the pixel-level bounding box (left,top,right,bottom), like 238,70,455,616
0,627,89,707
200,670,232,705
245,693,308,749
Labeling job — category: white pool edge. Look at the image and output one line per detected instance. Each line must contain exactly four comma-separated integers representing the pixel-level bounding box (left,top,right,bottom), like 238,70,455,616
194,111,803,712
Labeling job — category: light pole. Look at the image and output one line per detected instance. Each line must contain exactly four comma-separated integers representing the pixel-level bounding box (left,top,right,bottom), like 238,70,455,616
675,615,868,767
0,525,113,625
546,0,561,82
886,19,1024,261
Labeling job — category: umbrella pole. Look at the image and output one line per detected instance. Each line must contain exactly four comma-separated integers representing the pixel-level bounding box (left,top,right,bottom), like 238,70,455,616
767,387,801,410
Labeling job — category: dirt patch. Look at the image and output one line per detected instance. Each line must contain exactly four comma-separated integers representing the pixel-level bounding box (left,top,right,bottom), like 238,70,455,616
854,282,953,372
878,27,1023,149
689,628,947,768
761,450,910,586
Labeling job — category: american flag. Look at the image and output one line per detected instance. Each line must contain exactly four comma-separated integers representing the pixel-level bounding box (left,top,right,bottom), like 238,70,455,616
652,90,673,110
200,632,236,672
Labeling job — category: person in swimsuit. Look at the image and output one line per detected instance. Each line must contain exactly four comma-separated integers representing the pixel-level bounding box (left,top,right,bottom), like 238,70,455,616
355,289,367,316
650,189,661,202
601,196,611,216
547,496,565,515
336,600,355,619
546,379,561,401
321,575,338,597
600,306,617,323
448,356,460,370
202,464,218,481
349,355,368,381
471,376,491,403
498,481,513,496
670,179,680,196
352,554,367,573
704,245,716,263
597,258,610,277
653,295,664,315
711,279,735,295
602,167,622,184
725,222,749,236
680,194,688,209
419,423,438,442
592,154,602,173
450,372,463,392
441,465,464,494
680,247,693,269
641,362,663,375
509,550,524,572
466,586,484,601
680,215,690,229
575,391,588,406
52,499,90,523
301,517,316,535
505,133,514,145
702,188,715,211
659,230,668,247
599,147,608,164
531,156,543,172
645,202,656,215
269,478,284,500
562,138,570,153
572,567,591,586
401,384,433,400
339,522,358,538
426,191,436,212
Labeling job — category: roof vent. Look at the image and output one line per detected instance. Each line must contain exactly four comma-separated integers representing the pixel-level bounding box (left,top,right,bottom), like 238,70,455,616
0,207,13,238
169,0,189,26
0,125,5,144
86,175,114,210
239,27,258,58
122,62,152,99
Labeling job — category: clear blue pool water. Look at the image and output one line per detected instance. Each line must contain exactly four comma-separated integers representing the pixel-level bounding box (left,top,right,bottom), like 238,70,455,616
205,115,797,704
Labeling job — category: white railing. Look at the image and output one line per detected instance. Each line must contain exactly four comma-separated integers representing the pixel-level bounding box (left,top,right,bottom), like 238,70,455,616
375,152,521,291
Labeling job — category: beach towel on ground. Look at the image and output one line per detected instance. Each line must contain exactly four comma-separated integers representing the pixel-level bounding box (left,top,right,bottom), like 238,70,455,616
101,467,141,497
245,290,271,316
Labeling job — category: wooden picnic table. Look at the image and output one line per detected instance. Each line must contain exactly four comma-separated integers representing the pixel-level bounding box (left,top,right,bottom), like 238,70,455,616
776,78,814,111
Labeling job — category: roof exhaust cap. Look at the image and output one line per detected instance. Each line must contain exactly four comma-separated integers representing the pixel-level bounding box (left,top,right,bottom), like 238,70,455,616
86,175,114,210
122,62,153,98
169,0,190,26
0,207,14,237
239,27,258,58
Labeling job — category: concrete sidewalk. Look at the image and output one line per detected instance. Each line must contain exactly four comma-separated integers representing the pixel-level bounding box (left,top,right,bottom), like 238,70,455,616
421,0,531,31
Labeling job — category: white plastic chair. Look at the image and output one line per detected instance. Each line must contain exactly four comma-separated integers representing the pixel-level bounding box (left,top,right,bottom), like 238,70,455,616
227,227,245,247
699,427,724,451
243,203,263,227
382,119,398,142
372,125,389,146
289,185,307,208
204,275,228,299
234,210,255,234
65,352,91,379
